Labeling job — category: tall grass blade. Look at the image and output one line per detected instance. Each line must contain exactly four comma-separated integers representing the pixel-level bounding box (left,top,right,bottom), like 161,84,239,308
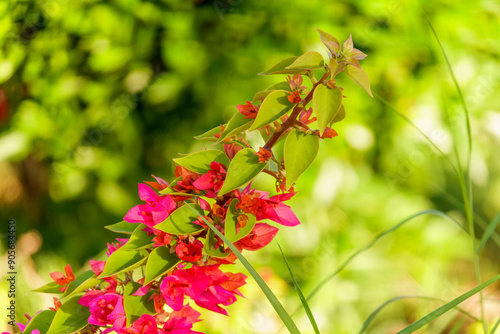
359,295,479,334
397,274,500,334
477,212,500,253
276,241,320,334
187,204,301,334
490,317,500,334
305,210,466,305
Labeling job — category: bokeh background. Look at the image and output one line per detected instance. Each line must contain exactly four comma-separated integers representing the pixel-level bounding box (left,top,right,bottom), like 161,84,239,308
1,0,499,333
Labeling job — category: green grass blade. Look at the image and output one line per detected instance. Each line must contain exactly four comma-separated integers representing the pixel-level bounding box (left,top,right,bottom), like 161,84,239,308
359,295,480,334
490,317,500,334
477,211,500,254
276,241,320,334
305,210,466,304
187,205,301,334
397,274,500,334
449,316,467,334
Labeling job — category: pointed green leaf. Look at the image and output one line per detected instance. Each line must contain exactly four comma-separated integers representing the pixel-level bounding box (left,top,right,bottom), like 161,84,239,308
253,90,274,103
225,199,256,243
159,176,181,195
61,270,101,301
119,224,154,251
217,112,255,142
154,203,205,235
24,310,55,334
105,221,137,235
98,249,148,278
316,28,340,56
194,125,224,142
46,294,90,334
124,282,156,326
33,281,64,294
266,81,291,91
203,228,230,258
248,91,294,132
284,129,319,189
330,104,346,125
218,148,267,195
144,246,181,285
329,58,345,79
313,84,342,135
286,51,324,70
259,56,307,75
173,150,230,174
344,64,372,97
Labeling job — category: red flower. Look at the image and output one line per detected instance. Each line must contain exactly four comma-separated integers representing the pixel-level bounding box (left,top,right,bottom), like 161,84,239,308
49,264,75,292
176,240,203,263
255,147,272,163
287,91,302,104
236,223,279,251
192,162,227,197
236,101,259,119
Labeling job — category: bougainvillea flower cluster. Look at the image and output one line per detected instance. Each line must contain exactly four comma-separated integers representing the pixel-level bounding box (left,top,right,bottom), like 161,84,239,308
15,29,372,334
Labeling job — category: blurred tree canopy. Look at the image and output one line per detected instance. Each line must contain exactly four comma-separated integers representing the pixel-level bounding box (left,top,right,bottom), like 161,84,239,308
1,0,500,332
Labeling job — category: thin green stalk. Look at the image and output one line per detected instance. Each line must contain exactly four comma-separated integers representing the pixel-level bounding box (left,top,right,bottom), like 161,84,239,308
359,295,480,334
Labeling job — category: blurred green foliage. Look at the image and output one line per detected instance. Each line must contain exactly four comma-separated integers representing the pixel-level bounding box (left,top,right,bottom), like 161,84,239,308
1,0,500,333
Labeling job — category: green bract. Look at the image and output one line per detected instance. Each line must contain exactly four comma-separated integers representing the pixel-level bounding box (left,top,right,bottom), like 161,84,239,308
248,90,294,132
144,246,181,285
313,84,342,135
218,148,267,195
173,150,230,174
46,294,90,334
154,203,205,235
284,129,320,190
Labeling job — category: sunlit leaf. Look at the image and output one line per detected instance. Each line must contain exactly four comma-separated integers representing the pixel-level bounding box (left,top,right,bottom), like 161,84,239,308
248,90,293,132
259,56,306,75
313,84,342,134
24,310,55,334
144,246,181,285
119,224,154,251
105,221,137,235
154,203,205,235
284,129,319,189
61,270,100,301
98,249,148,278
344,64,372,97
218,148,267,195
46,294,89,334
194,125,224,142
285,51,324,70
124,282,156,326
33,281,63,294
225,198,256,243
217,112,254,142
173,150,230,174
316,28,340,56
330,104,346,125
203,228,230,258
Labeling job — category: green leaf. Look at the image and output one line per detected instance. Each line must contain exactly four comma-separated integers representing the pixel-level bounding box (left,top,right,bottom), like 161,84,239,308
285,51,324,70
277,241,320,334
217,112,255,142
24,310,55,334
144,246,181,285
203,228,230,258
123,282,156,326
329,58,345,79
225,199,256,243
248,90,294,132
105,221,137,235
119,224,154,251
33,281,64,294
330,104,346,125
265,81,291,91
159,176,182,195
284,129,319,189
397,274,500,334
259,56,306,75
98,249,148,278
218,148,267,195
253,90,274,103
316,28,340,56
188,206,300,334
46,294,90,334
61,270,100,301
344,64,372,97
313,84,342,134
173,150,230,174
154,203,205,235
194,125,224,142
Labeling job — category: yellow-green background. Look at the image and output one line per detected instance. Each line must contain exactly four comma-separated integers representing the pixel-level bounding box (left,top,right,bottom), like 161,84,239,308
0,0,499,333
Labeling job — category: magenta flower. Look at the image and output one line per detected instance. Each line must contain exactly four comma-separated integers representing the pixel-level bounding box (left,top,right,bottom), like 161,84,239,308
79,291,126,332
236,223,279,251
124,184,177,229
192,162,227,198
235,184,300,226
161,305,203,334
121,314,159,334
